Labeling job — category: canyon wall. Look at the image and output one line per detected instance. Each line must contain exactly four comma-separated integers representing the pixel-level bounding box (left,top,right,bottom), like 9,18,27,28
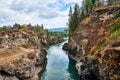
0,28,47,80
63,4,120,80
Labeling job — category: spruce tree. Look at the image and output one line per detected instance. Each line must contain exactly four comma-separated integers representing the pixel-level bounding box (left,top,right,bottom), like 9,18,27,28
68,7,73,33
68,4,80,33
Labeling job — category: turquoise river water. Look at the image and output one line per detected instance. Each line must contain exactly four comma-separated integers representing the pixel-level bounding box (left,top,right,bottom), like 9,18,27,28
40,40,79,80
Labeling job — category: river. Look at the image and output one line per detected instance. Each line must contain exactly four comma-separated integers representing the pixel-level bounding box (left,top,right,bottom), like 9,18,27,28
40,40,79,80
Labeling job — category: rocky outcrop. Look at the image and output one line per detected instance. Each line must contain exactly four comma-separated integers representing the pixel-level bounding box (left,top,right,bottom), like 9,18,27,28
91,4,120,23
100,41,120,80
48,36,64,45
0,28,47,80
63,4,120,80
0,48,47,80
63,35,100,80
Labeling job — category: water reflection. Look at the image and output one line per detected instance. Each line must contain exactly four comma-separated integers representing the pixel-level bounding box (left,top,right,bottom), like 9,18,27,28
68,58,79,80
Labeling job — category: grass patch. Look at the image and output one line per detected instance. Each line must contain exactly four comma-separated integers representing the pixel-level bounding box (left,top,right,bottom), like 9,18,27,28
93,18,120,52
109,18,120,40
109,18,120,32
96,42,107,51
109,29,120,40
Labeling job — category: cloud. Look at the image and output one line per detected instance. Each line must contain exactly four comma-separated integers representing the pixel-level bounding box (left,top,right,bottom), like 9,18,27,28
0,0,83,28
38,7,59,19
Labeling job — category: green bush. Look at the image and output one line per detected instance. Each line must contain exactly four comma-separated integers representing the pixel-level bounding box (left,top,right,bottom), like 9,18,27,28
21,44,29,49
110,21,120,32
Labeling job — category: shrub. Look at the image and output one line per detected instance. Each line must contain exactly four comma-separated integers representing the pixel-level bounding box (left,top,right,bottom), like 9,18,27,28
21,44,29,49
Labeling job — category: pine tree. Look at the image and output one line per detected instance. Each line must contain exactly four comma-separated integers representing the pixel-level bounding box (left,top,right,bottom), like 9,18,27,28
68,4,80,33
68,7,72,31
68,7,72,20
72,3,80,31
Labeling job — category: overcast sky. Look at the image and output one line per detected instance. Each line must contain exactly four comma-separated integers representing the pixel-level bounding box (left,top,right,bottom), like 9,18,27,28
0,0,82,29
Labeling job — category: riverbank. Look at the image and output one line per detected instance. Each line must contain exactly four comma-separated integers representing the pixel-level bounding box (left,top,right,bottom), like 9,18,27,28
63,4,120,80
0,24,66,80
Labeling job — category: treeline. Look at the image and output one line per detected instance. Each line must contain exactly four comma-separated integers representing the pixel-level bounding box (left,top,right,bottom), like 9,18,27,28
49,31,68,39
0,23,68,42
68,0,120,34
0,23,48,36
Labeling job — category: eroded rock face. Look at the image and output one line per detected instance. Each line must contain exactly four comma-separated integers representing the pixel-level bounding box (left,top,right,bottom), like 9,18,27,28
48,36,64,45
63,37,100,80
79,58,100,80
91,4,120,23
63,4,120,80
100,41,120,80
0,74,19,80
0,48,47,80
0,29,47,80
62,43,69,51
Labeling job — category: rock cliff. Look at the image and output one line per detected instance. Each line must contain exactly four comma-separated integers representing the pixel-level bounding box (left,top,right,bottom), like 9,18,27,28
63,4,120,80
0,28,47,80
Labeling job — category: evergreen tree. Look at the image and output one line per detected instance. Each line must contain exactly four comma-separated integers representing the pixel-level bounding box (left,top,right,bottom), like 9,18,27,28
68,7,73,32
68,7,72,20
72,3,80,30
68,4,80,33
95,0,102,7
41,24,44,30
82,0,94,14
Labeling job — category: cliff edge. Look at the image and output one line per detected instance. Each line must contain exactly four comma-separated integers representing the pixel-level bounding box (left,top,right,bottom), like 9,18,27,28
0,27,47,80
63,4,120,80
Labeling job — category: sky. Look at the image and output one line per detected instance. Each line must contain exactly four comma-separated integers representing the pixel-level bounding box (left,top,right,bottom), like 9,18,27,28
0,0,82,29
